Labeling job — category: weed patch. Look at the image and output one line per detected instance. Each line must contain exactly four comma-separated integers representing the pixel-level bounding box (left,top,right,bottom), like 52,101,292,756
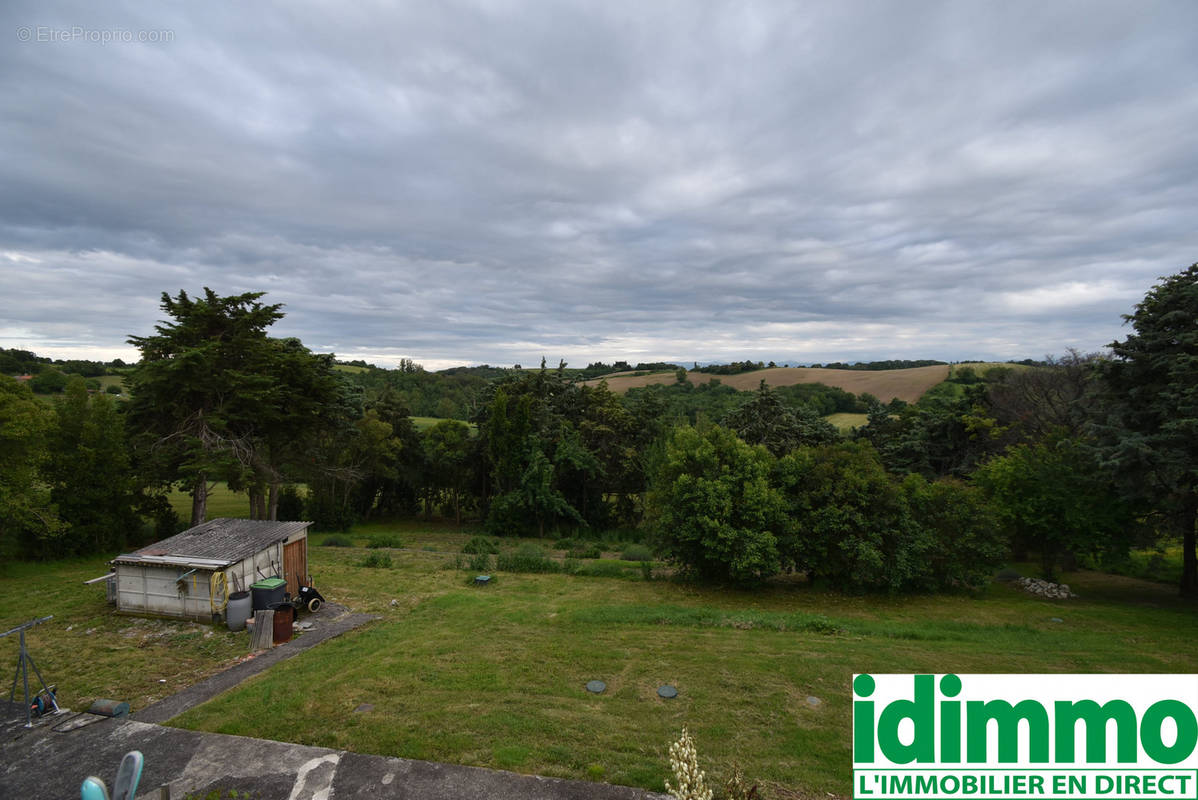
360,552,393,568
621,544,653,562
462,536,500,554
496,543,559,573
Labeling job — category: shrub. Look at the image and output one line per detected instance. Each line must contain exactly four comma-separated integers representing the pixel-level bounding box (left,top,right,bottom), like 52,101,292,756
105,384,122,395
367,533,403,549
360,552,392,568
568,543,602,559
554,537,576,550
462,535,500,554
646,423,784,584
640,561,654,581
321,535,353,547
30,370,67,394
496,543,559,573
899,475,1006,592
621,544,653,562
467,552,491,572
773,441,915,592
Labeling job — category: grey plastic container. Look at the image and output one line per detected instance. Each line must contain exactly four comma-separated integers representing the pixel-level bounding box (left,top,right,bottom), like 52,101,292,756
226,590,252,631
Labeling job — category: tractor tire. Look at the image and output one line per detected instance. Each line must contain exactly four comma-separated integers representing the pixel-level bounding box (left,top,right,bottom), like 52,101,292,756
307,597,322,613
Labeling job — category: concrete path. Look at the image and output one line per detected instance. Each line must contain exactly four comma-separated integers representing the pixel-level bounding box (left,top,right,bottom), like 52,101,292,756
0,714,664,799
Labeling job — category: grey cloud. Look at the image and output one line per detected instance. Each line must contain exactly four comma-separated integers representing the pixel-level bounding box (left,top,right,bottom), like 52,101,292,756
1,0,1197,368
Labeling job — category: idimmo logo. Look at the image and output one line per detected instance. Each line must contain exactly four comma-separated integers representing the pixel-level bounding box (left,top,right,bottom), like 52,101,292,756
852,675,1198,800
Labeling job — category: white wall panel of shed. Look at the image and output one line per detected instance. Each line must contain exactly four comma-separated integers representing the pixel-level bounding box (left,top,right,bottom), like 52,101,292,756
116,565,215,621
226,542,286,594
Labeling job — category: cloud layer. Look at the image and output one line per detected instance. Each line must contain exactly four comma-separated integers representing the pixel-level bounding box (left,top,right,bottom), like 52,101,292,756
2,1,1196,368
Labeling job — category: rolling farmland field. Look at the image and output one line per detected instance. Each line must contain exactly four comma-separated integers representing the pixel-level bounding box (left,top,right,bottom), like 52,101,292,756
585,365,951,404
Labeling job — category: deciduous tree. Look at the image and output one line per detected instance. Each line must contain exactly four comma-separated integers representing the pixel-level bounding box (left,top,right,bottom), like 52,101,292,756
646,423,784,584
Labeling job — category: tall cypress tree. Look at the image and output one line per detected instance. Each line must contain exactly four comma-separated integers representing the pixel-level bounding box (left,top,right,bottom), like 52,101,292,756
1096,264,1198,596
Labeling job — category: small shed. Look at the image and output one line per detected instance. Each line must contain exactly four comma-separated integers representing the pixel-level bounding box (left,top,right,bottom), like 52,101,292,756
112,518,313,621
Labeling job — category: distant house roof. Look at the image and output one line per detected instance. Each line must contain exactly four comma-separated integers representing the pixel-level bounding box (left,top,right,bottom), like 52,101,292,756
14,374,32,381
112,518,312,568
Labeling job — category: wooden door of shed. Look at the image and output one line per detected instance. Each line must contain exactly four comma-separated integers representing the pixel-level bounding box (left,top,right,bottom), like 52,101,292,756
283,539,306,596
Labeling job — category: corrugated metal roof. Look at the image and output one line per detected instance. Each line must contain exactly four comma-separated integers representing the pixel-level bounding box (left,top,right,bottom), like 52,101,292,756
113,518,311,567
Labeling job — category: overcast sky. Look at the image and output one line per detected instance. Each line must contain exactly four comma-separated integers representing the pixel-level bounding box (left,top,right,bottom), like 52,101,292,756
2,1,1196,370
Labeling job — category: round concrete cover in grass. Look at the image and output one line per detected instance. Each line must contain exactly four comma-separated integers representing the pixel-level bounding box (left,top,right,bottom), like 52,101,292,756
586,680,606,694
657,684,678,699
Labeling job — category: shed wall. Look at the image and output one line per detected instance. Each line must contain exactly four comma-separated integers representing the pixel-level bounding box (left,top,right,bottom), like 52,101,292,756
114,528,308,621
226,541,285,594
116,564,215,621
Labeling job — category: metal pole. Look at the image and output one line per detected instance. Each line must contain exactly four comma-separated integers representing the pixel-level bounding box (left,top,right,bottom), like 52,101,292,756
8,645,19,705
20,630,31,727
0,616,57,726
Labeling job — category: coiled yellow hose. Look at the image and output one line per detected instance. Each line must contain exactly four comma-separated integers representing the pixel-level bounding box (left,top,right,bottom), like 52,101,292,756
209,571,229,614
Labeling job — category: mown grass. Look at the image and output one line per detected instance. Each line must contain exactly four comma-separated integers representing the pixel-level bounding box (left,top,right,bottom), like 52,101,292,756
825,412,868,431
0,557,246,712
6,525,1194,797
168,539,1198,796
411,415,478,434
167,482,253,520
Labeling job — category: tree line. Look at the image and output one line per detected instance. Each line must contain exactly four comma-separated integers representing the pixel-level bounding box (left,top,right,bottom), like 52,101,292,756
2,264,1195,597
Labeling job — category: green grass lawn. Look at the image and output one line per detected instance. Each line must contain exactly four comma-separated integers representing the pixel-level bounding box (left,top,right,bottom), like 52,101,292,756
825,412,868,432
411,415,478,433
167,482,254,520
95,373,126,391
166,540,1198,796
5,529,1195,797
0,556,246,712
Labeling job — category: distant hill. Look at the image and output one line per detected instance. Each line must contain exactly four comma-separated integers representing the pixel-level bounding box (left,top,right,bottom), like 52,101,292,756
584,365,952,404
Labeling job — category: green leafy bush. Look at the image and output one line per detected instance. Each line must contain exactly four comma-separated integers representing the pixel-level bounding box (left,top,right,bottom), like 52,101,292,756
360,552,392,568
367,533,403,549
773,441,919,592
646,423,785,584
568,543,602,559
462,535,500,554
621,544,653,562
320,535,353,547
467,552,491,572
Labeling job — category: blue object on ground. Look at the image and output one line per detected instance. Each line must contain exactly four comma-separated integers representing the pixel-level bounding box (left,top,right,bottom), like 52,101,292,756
111,750,143,800
586,680,606,694
80,777,109,800
657,685,678,699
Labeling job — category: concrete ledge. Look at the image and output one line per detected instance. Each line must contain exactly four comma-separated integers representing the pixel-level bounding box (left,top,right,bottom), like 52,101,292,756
0,717,666,800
